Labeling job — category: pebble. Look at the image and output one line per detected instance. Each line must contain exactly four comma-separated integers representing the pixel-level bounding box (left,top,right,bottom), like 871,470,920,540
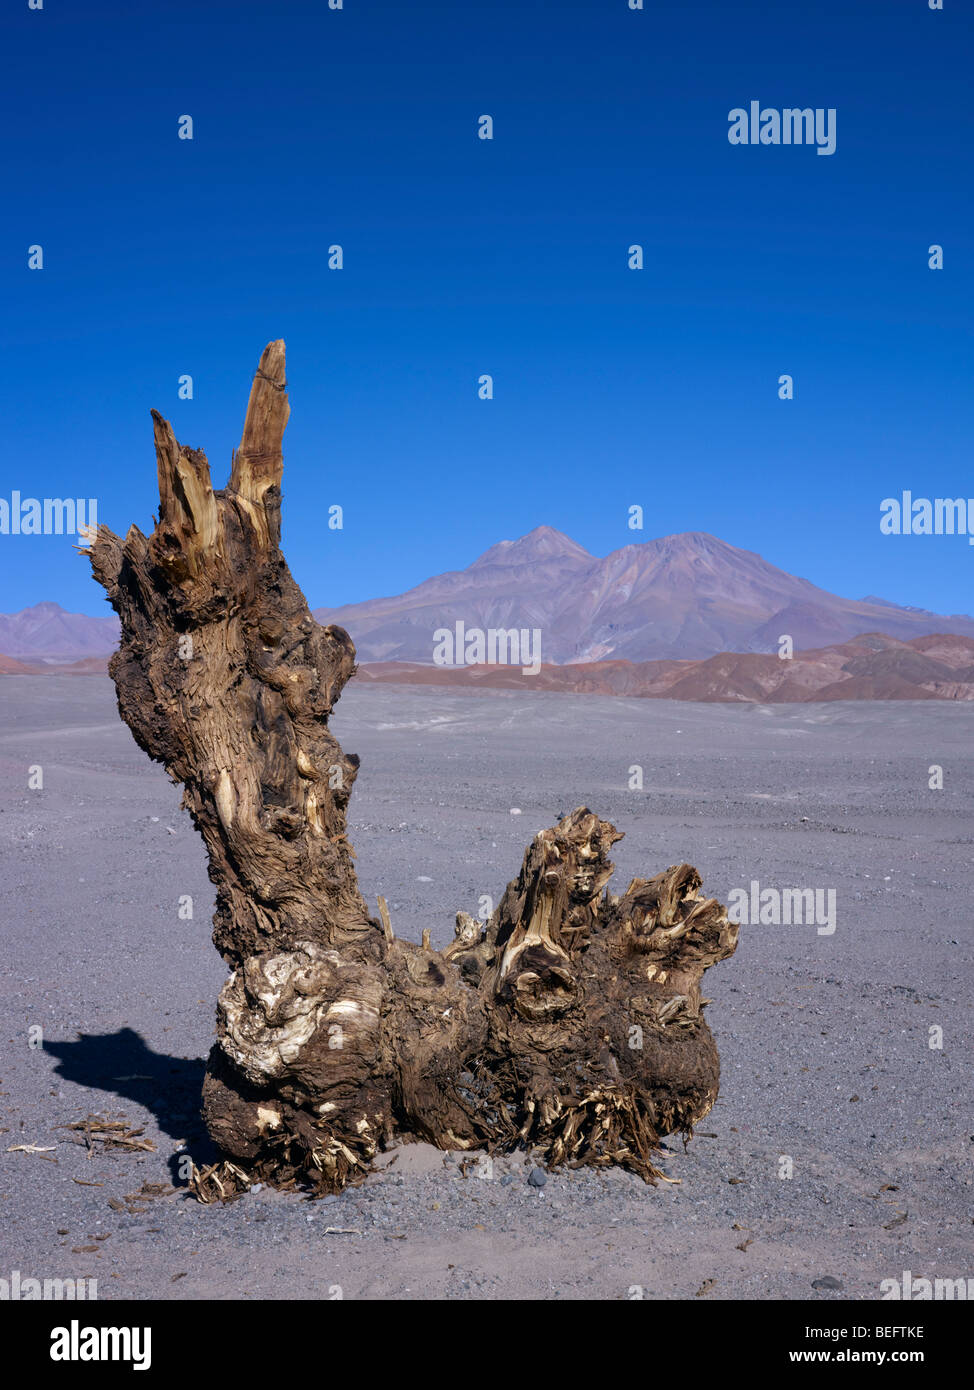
811,1276,844,1291
528,1167,547,1188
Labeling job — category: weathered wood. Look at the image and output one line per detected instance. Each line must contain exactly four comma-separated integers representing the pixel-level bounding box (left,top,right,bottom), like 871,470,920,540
85,342,739,1199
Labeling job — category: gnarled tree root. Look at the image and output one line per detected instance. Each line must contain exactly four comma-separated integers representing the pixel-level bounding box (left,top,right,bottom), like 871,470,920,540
83,341,739,1201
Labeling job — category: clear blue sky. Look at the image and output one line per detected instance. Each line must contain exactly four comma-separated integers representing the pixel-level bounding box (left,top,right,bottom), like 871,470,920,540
1,0,971,617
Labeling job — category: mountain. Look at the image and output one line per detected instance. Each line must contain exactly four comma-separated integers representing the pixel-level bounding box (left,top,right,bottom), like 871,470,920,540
355,632,974,702
0,602,119,662
8,528,974,667
313,528,974,664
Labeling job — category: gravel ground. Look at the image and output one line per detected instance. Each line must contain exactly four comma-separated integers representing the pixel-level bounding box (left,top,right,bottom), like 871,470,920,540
0,677,971,1300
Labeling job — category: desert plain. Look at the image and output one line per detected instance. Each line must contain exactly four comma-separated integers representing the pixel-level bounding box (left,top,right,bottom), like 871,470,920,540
0,676,971,1300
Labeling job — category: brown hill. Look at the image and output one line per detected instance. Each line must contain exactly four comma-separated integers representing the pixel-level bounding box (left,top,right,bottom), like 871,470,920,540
6,632,974,702
356,633,974,703
0,653,42,674
0,653,109,675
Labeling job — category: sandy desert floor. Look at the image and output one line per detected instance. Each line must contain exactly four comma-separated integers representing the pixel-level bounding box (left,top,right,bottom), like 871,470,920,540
0,677,971,1300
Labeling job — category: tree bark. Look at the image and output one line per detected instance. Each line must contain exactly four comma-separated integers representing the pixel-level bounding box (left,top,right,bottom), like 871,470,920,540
84,341,739,1199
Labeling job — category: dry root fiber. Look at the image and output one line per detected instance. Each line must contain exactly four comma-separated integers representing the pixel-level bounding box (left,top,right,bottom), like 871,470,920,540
84,342,739,1200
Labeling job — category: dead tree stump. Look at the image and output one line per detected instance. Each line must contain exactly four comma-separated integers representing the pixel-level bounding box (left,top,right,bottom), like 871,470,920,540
84,341,739,1198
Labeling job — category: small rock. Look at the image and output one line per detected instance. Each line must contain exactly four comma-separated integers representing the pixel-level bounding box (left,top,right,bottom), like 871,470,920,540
527,1167,547,1189
509,808,522,816
811,1276,843,1291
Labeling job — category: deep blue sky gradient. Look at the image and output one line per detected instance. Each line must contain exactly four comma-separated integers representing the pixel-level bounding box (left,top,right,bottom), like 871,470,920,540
1,0,971,617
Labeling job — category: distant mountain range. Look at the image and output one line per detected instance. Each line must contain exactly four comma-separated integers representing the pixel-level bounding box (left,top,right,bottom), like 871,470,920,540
313,527,974,663
4,529,974,675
